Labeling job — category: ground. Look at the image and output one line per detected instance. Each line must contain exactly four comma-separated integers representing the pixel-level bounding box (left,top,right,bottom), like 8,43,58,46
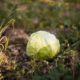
0,26,80,80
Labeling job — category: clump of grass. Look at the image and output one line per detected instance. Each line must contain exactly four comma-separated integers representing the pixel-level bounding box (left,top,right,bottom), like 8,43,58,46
0,19,15,51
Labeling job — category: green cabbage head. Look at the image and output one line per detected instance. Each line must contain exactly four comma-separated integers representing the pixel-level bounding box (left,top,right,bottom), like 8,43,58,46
27,31,60,60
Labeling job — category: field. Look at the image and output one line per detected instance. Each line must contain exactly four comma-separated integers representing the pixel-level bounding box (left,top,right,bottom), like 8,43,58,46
0,0,80,80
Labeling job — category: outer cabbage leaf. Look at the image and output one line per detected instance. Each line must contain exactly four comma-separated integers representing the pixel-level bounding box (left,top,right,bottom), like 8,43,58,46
27,31,60,60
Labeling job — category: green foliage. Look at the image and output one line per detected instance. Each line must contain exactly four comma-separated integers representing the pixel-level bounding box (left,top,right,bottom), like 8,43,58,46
65,0,80,3
0,0,80,32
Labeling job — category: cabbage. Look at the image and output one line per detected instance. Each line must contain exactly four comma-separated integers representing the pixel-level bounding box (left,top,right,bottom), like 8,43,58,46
27,31,60,60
